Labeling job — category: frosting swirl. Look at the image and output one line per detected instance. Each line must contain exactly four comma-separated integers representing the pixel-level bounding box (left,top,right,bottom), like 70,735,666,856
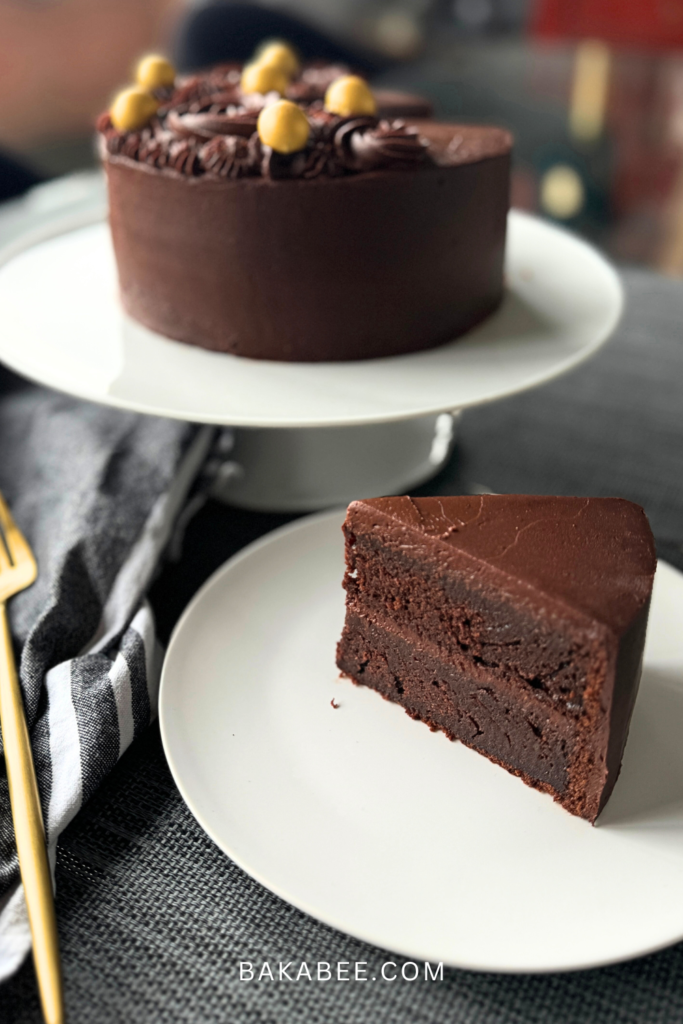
165,68,241,113
340,120,430,171
261,139,344,181
100,83,435,181
166,139,202,175
200,133,261,178
137,134,173,169
167,109,258,140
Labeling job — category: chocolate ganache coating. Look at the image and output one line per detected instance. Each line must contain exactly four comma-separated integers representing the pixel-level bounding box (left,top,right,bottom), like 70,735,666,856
100,81,511,361
336,495,656,821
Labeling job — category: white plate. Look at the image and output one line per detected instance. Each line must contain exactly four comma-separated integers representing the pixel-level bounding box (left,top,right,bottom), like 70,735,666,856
160,510,683,973
0,211,621,428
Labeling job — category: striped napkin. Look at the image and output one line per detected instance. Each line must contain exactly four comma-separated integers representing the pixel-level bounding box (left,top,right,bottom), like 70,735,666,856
0,376,213,979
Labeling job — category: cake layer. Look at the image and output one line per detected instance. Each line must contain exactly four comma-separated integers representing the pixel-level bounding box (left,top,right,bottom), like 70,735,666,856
337,610,575,798
102,116,511,361
344,522,596,712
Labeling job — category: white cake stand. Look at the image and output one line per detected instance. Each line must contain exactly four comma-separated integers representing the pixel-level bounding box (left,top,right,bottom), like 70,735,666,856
0,208,622,510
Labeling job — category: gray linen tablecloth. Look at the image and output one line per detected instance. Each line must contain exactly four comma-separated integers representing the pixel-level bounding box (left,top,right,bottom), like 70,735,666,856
0,266,683,1022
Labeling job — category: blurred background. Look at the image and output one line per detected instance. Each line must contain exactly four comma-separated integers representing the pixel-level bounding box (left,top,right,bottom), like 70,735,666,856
2,0,683,272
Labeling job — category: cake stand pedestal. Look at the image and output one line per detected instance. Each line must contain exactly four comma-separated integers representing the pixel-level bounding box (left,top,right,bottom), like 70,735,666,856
210,413,458,512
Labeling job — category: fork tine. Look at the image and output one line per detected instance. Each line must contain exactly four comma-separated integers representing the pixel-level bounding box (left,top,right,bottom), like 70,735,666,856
0,490,15,538
0,493,13,570
0,527,11,572
0,490,34,571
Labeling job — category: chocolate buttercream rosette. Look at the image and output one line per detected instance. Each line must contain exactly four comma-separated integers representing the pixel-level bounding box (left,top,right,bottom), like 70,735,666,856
200,133,262,178
167,109,259,141
335,118,431,172
258,112,430,180
101,88,433,180
259,108,351,180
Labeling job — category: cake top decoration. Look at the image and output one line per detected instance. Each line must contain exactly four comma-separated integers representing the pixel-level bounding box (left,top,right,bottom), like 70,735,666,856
324,75,377,117
241,38,301,97
240,61,289,97
136,54,176,91
257,100,310,154
255,40,300,78
109,86,159,132
108,53,176,132
98,43,509,181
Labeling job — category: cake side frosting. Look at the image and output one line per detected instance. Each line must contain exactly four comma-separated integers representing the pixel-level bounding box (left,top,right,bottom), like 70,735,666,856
105,148,510,360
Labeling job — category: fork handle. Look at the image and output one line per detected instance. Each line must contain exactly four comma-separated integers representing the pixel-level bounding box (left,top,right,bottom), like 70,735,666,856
0,602,64,1024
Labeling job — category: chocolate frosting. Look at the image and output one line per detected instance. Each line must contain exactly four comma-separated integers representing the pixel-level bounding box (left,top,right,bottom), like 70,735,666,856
340,120,429,171
164,67,241,113
372,88,433,120
166,109,258,140
98,64,478,183
353,496,656,633
200,133,261,178
167,139,202,176
165,62,432,119
104,117,511,360
101,101,439,180
261,142,343,181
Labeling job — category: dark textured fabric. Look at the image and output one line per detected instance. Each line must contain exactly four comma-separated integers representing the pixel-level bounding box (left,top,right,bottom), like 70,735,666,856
0,378,210,974
0,266,682,1019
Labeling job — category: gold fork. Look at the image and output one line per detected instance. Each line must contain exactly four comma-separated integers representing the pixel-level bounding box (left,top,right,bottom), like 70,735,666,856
0,491,63,1024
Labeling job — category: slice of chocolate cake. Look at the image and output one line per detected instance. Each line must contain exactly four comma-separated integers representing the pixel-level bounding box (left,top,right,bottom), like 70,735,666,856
336,496,656,822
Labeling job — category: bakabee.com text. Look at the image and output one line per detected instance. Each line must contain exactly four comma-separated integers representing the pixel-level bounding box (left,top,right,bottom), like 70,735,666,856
239,961,444,982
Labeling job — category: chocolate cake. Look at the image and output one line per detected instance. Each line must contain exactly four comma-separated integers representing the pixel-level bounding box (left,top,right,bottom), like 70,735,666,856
336,495,656,822
98,56,510,361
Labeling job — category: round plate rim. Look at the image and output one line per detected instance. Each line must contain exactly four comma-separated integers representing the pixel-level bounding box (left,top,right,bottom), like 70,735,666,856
159,508,683,974
0,209,624,429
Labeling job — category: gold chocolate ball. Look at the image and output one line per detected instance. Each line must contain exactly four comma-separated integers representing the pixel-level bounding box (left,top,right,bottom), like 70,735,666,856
241,62,289,96
136,54,176,90
110,87,159,132
256,40,300,78
257,100,310,154
324,75,377,117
